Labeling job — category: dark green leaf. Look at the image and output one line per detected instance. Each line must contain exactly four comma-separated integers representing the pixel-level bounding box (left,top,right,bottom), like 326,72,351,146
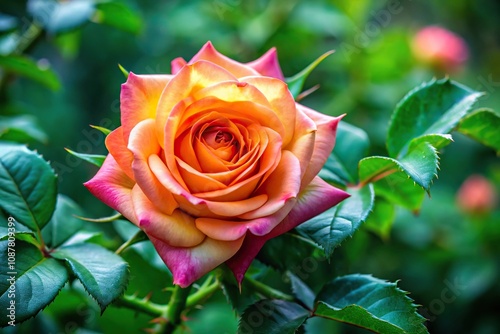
94,2,142,35
46,0,95,34
0,115,48,144
359,141,439,193
65,148,105,167
239,300,309,334
457,108,500,154
0,55,61,90
41,195,84,248
286,50,333,99
319,121,370,185
296,185,374,257
257,232,317,271
0,240,69,326
363,197,395,240
387,78,483,158
0,146,57,231
315,274,427,334
286,272,315,310
52,243,129,311
220,266,261,313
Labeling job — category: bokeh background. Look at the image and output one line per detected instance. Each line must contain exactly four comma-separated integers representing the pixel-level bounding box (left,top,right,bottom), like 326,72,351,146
1,0,499,333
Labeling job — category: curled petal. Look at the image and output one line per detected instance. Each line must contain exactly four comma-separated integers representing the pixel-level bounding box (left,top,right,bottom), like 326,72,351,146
150,234,245,287
131,185,205,247
121,73,172,141
84,155,137,224
105,126,134,180
298,105,344,187
226,177,350,283
171,57,187,74
129,119,178,215
187,41,259,78
246,47,285,81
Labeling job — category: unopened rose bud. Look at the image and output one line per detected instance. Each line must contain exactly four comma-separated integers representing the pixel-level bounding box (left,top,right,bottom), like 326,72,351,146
457,175,497,214
412,26,469,73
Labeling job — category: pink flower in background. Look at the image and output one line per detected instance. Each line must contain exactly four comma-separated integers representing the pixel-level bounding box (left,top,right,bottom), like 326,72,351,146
84,42,348,287
412,25,469,72
457,174,497,215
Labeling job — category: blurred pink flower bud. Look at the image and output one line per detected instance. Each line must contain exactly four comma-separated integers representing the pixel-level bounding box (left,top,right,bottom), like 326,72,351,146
457,175,497,214
412,26,469,72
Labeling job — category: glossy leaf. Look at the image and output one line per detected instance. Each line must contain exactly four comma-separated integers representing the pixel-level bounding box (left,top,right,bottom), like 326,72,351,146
41,195,84,248
0,55,61,90
387,78,483,158
52,243,129,311
319,121,370,185
286,272,315,310
457,108,500,154
94,2,142,35
359,141,439,193
0,240,69,326
239,300,309,334
64,148,106,167
286,50,334,98
296,185,374,257
0,115,48,144
315,274,427,334
0,146,57,231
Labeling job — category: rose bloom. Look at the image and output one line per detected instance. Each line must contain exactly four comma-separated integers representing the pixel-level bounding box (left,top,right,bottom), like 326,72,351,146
85,42,349,287
411,25,468,73
457,174,497,215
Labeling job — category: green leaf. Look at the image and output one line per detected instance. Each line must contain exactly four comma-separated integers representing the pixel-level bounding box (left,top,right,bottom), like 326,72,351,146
286,272,315,310
64,148,106,167
94,2,142,35
46,0,95,34
41,195,84,248
457,108,500,154
220,266,261,313
387,78,483,158
363,197,395,240
90,124,112,136
118,64,129,78
0,146,57,231
52,243,129,311
314,274,428,334
0,55,61,90
0,240,69,326
359,141,439,193
257,232,317,271
296,185,374,257
0,115,48,144
239,300,309,334
319,121,370,185
286,50,334,99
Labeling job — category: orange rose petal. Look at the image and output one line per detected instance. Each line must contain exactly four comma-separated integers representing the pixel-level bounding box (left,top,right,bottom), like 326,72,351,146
240,76,297,145
188,42,259,78
177,130,203,171
105,126,135,180
239,150,301,220
285,106,317,182
150,234,245,288
298,105,343,187
131,185,205,248
121,73,172,141
84,155,137,224
192,81,272,108
176,157,226,193
128,119,178,215
156,61,237,147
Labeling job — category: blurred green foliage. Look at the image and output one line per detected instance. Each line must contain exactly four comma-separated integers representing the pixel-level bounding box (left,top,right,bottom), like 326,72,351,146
0,0,499,333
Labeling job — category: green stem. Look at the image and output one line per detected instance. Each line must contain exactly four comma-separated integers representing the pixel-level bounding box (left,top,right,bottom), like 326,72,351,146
114,294,166,318
245,276,294,301
159,285,192,334
187,276,220,307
